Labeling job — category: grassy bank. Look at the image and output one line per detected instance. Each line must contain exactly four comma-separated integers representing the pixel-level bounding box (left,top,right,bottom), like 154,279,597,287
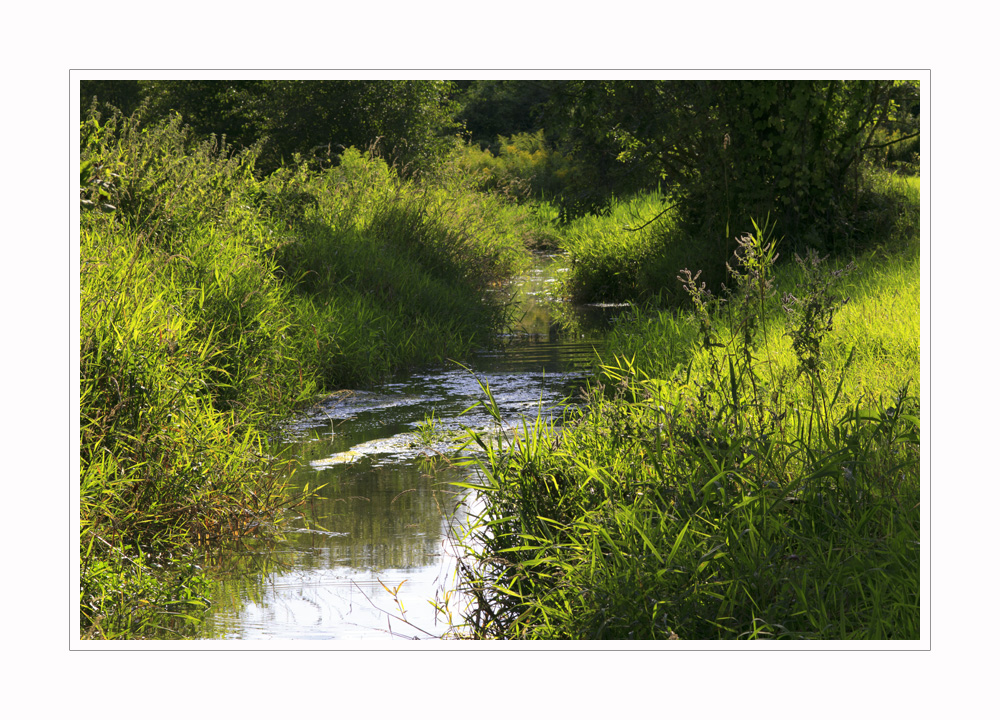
457,189,920,640
559,173,919,307
79,108,532,638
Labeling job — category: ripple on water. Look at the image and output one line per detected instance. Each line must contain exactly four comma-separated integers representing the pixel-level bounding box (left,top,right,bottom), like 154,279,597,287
200,259,630,641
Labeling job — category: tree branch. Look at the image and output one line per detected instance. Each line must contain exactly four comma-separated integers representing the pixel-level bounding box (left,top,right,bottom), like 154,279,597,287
864,130,921,151
625,202,680,232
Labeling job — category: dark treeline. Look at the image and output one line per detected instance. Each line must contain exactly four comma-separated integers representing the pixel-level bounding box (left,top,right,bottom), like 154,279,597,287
81,80,461,176
82,79,918,247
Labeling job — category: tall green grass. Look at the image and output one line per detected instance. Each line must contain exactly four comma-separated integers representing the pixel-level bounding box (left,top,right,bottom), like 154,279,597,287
79,224,305,637
79,107,533,638
607,223,920,407
558,170,919,308
456,221,920,640
558,189,738,306
263,146,533,386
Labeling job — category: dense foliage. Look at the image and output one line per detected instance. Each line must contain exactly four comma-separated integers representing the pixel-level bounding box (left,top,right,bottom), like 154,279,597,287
458,212,920,639
544,80,919,243
79,105,532,637
452,80,557,152
82,80,463,176
78,79,920,640
82,79,918,240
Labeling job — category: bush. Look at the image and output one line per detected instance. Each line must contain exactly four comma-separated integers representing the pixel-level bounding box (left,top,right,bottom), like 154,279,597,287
544,80,919,255
441,131,589,209
80,106,266,252
558,160,918,309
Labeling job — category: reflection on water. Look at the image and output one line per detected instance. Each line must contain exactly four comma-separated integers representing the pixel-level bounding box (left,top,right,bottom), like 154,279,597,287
196,255,627,640
200,489,470,640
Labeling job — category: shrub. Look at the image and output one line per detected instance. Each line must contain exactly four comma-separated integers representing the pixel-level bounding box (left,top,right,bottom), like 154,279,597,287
560,191,717,305
80,106,266,252
441,131,588,209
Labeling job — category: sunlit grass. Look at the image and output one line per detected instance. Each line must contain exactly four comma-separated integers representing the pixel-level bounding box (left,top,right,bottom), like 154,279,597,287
559,191,684,303
456,216,920,640
79,110,534,638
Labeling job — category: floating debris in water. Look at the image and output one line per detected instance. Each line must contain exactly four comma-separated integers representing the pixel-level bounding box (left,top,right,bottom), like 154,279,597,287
291,527,350,537
310,450,364,467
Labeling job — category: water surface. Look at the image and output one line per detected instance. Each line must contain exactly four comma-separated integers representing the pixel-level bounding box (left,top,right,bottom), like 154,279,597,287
196,256,623,640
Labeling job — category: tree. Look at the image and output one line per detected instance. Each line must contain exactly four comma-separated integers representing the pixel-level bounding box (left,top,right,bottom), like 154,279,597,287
546,80,917,248
80,80,143,118
84,80,463,176
540,81,668,216
453,80,557,150
137,80,266,152
248,80,460,173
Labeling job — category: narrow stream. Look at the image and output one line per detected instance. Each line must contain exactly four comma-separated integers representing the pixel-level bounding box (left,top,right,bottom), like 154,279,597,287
195,256,625,640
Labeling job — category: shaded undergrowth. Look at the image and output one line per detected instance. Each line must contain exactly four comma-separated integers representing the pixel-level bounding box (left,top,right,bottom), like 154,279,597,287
559,173,919,309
